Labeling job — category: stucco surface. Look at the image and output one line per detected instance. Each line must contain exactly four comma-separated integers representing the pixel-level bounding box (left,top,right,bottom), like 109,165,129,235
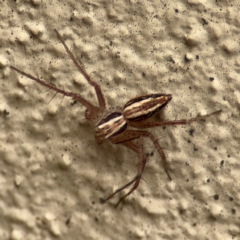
0,1,239,239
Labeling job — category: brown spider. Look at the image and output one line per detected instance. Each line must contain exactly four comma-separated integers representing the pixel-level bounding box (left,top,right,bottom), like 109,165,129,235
10,30,221,207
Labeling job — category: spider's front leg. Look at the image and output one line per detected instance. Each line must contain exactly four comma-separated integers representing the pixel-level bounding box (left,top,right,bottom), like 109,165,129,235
101,136,146,207
11,30,107,121
111,130,172,181
54,29,106,112
100,128,171,206
10,66,99,119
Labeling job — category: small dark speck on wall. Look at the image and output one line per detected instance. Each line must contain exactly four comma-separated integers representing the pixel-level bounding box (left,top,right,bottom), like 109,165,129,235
213,194,219,200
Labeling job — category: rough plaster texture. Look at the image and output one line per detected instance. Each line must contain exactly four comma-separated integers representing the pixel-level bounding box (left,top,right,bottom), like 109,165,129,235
0,1,239,239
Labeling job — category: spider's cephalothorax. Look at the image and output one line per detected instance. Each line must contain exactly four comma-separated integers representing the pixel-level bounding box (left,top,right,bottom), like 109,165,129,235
95,111,127,144
10,30,221,207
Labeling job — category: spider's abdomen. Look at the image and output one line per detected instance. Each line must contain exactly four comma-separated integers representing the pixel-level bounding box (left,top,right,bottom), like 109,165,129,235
123,93,172,122
95,112,127,144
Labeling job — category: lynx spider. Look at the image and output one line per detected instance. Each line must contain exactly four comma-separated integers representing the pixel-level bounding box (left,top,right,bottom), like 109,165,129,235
10,30,221,207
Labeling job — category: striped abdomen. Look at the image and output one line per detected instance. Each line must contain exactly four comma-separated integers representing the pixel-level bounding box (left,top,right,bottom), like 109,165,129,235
123,94,172,122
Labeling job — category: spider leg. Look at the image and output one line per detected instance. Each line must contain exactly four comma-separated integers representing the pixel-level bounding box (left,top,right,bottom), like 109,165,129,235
111,130,172,181
101,129,171,205
102,136,146,207
10,66,99,120
54,29,106,111
110,108,221,205
128,110,222,128
114,136,146,207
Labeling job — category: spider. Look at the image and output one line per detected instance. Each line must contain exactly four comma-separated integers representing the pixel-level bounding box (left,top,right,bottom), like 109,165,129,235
10,30,221,207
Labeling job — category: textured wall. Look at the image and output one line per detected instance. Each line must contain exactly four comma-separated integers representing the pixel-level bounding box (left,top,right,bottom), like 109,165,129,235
0,1,239,239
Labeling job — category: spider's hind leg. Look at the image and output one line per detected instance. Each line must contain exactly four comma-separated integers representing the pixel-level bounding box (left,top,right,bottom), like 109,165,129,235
129,110,222,128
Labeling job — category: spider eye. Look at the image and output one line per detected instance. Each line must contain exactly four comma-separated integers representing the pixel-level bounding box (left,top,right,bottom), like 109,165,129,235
95,112,127,142
123,94,172,122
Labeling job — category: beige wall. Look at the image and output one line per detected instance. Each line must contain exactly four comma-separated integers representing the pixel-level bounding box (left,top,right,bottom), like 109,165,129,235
0,1,238,239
